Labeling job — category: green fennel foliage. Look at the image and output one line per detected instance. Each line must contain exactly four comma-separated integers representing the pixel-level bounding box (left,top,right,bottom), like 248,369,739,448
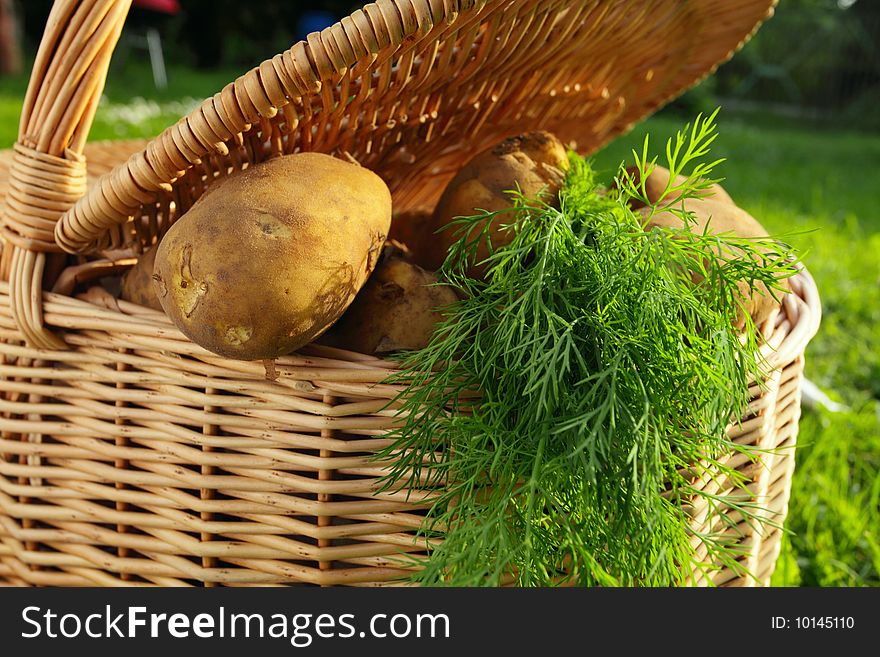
380,113,798,586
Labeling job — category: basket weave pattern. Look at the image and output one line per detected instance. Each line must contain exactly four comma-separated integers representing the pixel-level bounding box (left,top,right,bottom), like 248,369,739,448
0,0,820,586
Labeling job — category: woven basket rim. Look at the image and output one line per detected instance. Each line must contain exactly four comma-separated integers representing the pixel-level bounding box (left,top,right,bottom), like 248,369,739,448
0,265,822,371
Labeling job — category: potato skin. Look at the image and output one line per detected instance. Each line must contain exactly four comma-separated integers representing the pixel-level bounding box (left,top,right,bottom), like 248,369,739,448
322,248,459,354
640,198,787,330
120,246,163,311
626,164,734,207
153,152,391,360
420,131,570,274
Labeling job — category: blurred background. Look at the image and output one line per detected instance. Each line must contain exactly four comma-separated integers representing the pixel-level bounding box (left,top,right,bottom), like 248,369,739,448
0,0,876,587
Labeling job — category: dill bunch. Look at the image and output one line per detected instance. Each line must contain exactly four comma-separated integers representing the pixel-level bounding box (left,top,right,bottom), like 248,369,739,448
380,112,798,586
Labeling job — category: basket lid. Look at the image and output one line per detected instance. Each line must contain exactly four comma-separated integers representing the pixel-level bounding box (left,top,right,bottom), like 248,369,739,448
56,0,777,255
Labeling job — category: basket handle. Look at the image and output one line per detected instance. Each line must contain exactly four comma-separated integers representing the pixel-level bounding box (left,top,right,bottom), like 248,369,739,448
52,0,476,255
0,0,131,349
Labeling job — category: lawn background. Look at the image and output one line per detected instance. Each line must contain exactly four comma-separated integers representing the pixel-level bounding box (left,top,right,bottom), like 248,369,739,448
0,57,877,587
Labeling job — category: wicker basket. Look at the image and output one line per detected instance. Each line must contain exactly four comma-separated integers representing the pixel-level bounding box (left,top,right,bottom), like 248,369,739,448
0,0,820,587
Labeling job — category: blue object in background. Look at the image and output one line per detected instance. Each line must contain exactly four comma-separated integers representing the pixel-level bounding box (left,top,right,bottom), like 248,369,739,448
297,10,337,39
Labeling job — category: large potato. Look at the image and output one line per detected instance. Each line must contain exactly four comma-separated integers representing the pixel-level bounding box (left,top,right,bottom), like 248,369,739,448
640,198,788,330
625,164,734,207
420,131,570,274
120,246,162,311
322,245,458,354
153,152,392,360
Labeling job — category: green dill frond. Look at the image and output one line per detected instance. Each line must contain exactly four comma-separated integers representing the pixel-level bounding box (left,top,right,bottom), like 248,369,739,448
378,112,799,586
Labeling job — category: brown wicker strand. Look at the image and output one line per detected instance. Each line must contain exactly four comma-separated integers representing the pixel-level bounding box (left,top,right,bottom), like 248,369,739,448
318,393,338,579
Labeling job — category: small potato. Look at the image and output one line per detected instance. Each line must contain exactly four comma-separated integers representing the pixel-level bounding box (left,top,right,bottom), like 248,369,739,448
422,131,570,275
322,248,459,354
625,164,734,208
120,246,163,311
640,198,788,331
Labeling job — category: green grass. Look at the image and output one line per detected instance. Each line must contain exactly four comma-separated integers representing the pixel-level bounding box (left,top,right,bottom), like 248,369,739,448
0,61,876,587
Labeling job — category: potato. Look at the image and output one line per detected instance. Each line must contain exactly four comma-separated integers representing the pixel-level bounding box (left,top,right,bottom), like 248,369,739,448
644,197,764,237
321,246,459,354
625,164,734,207
120,246,163,311
640,198,788,330
422,131,570,274
153,152,392,360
